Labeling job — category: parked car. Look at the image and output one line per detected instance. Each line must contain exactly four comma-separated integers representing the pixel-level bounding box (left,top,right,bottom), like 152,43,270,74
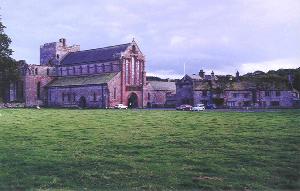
206,104,216,109
114,104,128,109
192,104,205,111
176,104,193,111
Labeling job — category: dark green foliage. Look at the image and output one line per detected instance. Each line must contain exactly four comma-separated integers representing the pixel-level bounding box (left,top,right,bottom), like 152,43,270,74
0,18,19,101
0,109,299,190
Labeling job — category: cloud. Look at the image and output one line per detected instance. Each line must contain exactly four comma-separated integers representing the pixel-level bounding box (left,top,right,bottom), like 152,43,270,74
147,70,183,79
1,0,300,77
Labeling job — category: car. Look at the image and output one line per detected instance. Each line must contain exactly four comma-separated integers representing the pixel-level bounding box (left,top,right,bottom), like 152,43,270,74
176,104,193,111
114,104,128,109
192,104,205,111
206,104,216,109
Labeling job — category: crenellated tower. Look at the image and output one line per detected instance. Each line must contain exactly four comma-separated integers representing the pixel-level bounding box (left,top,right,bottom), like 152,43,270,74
40,38,80,65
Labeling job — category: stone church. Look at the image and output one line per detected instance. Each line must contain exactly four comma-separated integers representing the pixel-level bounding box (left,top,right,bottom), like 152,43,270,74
11,38,152,108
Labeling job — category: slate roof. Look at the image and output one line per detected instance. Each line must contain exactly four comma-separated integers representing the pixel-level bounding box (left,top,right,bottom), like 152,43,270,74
47,72,118,87
60,43,131,65
149,81,176,91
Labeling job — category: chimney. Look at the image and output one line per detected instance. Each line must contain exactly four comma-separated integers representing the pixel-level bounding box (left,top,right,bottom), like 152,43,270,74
236,71,240,81
59,38,66,47
199,69,205,78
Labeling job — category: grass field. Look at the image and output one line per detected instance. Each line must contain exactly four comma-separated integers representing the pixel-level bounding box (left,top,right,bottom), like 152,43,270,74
0,109,299,190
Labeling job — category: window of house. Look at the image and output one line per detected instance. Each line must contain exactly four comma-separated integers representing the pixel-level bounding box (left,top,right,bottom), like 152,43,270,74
202,90,207,97
113,88,116,99
265,91,270,96
87,65,90,73
93,92,97,101
60,68,63,76
62,93,65,102
102,64,105,72
79,66,83,74
56,54,59,59
110,63,113,71
73,67,76,75
276,91,281,97
37,82,41,99
243,101,251,107
148,92,151,100
244,93,250,98
47,68,50,75
271,101,280,106
35,68,38,75
94,64,97,73
68,93,71,102
67,67,70,75
73,93,76,102
227,101,235,107
233,93,238,98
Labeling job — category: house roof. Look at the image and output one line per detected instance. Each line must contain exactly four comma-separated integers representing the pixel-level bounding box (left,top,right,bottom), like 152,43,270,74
149,81,176,91
47,72,118,87
60,43,131,65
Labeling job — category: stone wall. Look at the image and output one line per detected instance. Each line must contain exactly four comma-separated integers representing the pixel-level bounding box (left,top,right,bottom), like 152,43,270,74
23,65,55,107
48,85,108,108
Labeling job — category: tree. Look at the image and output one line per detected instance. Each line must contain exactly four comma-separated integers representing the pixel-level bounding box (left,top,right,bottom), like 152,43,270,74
0,17,19,101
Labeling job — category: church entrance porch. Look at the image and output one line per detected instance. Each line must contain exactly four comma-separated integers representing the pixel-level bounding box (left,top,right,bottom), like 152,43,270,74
128,93,138,108
79,96,87,108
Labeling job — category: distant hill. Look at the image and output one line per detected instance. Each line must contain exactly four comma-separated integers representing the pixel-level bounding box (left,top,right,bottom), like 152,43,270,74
241,67,300,91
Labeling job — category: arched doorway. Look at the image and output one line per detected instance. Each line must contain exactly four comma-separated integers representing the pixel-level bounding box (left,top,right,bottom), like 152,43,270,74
128,93,138,108
79,96,87,108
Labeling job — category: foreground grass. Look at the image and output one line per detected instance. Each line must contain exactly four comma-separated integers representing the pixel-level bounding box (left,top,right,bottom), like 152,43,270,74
0,109,299,190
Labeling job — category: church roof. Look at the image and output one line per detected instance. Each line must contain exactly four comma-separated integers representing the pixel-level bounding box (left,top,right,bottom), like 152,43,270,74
47,72,118,87
149,81,176,91
60,43,131,65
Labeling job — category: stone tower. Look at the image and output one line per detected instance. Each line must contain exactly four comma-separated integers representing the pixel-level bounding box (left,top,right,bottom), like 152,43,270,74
40,38,80,65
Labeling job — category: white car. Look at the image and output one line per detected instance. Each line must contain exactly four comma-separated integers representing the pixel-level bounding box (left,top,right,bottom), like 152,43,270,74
192,104,205,111
114,104,128,109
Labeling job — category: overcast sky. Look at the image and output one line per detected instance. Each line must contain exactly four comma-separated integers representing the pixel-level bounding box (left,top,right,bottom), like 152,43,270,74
1,0,300,78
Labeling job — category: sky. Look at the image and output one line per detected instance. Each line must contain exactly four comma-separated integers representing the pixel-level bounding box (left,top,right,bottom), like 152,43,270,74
1,0,300,78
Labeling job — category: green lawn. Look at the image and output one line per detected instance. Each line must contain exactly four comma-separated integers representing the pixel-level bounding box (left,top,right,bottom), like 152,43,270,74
0,109,299,190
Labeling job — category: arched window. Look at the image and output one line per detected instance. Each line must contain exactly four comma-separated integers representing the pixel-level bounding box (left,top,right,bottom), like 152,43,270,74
131,57,135,84
113,87,116,99
37,82,41,99
132,45,136,53
35,68,38,75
